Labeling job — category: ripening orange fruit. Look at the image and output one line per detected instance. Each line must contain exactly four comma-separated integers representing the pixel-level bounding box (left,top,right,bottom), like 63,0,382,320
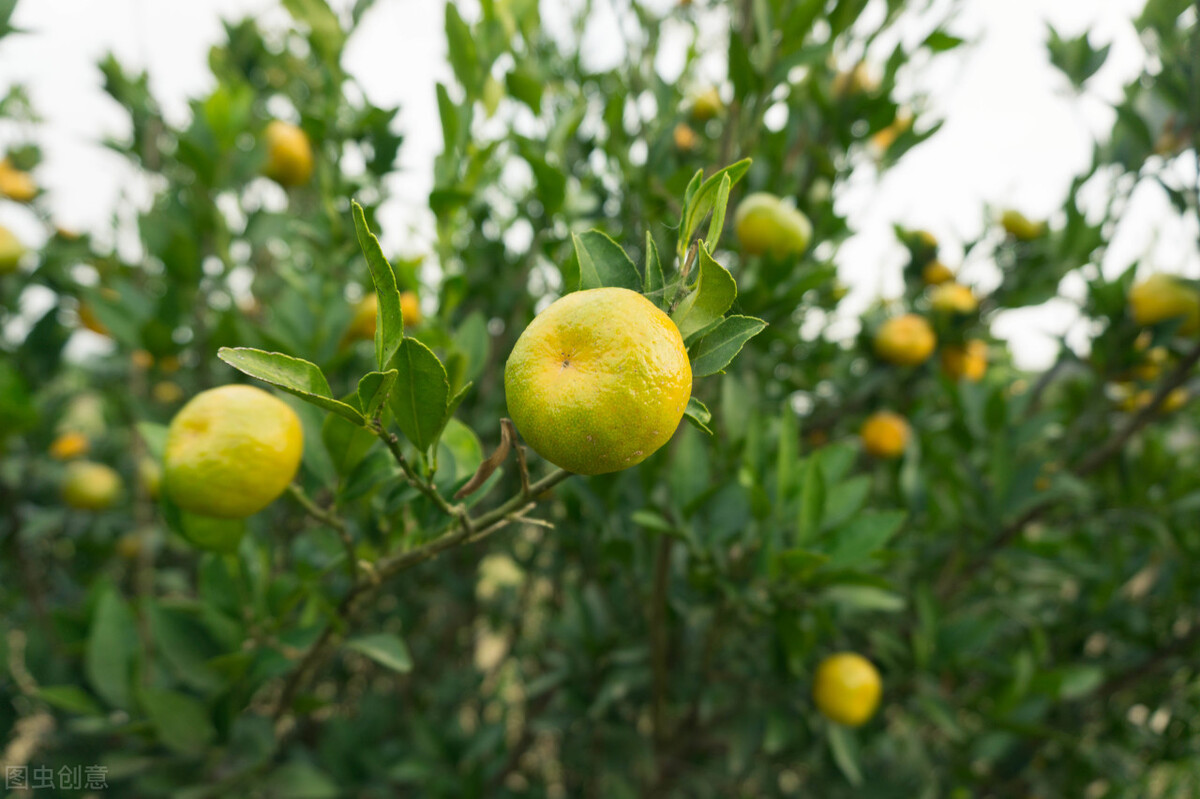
874,314,936,366
813,653,882,727
860,411,910,459
941,340,988,382
263,120,314,187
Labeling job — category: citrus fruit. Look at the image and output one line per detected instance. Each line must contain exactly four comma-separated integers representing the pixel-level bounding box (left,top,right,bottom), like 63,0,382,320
504,287,691,475
49,431,90,460
263,120,314,187
673,123,698,152
690,87,723,121
400,290,423,327
922,260,954,286
1000,209,1045,241
0,161,36,202
874,314,936,366
734,193,812,258
62,461,122,511
860,411,910,459
346,290,422,342
1129,274,1200,334
164,385,303,518
0,224,24,274
941,340,988,381
929,283,978,314
813,652,882,727
152,381,185,404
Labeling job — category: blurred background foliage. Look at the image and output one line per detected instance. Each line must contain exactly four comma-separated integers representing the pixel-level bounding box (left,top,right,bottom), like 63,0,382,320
3,0,1200,796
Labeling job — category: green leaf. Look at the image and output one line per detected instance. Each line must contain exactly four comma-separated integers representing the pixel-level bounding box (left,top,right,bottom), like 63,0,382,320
797,458,824,543
683,397,713,435
672,242,737,339
357,370,398,418
924,30,965,52
827,724,863,785
138,687,216,755
86,588,138,710
346,633,413,673
178,512,246,554
281,0,345,62
389,338,450,452
322,412,378,476
574,230,641,292
682,159,751,247
776,407,798,508
445,4,481,97
705,173,733,250
825,511,907,568
690,315,767,376
217,348,364,425
147,603,224,693
351,201,405,370
644,231,665,308
37,685,103,716
136,422,169,461
1057,665,1104,700
264,763,340,799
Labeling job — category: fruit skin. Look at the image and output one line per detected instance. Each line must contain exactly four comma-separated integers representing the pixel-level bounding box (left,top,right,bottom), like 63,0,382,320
874,314,936,366
1000,209,1045,241
860,411,910,459
263,120,314,187
0,224,25,274
929,282,978,314
941,340,988,382
0,160,36,202
62,461,122,511
504,287,692,475
922,260,954,286
673,123,698,152
1129,274,1200,334
813,653,882,727
734,193,812,258
400,290,422,327
164,385,304,519
50,431,90,460
690,87,723,121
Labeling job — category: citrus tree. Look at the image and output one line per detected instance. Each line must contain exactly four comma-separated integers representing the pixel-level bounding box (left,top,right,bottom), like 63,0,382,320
2,0,1200,796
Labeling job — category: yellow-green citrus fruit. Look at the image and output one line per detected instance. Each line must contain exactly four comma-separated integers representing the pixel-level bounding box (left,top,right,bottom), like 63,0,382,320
1162,387,1189,413
0,160,36,202
164,385,303,518
1129,274,1200,334
347,291,422,341
0,224,25,274
50,431,90,460
179,513,246,553
922,260,954,286
1000,209,1045,241
929,282,978,314
505,287,691,475
874,314,936,366
916,230,938,249
860,411,910,459
152,381,185,405
263,120,314,187
401,290,423,327
62,461,122,511
690,87,723,121
1131,345,1169,381
734,192,812,258
941,340,988,382
813,652,882,727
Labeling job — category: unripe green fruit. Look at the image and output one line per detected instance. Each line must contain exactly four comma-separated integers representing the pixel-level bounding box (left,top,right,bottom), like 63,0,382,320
0,225,25,274
734,193,812,258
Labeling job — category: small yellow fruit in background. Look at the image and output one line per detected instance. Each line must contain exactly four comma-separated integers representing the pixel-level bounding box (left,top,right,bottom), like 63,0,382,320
1000,209,1045,241
400,290,422,327
860,411,910,459
929,282,978,314
347,290,423,342
673,123,698,152
159,355,181,374
152,381,185,404
690,87,723,121
62,461,122,511
1162,387,1189,413
874,314,936,366
941,340,988,382
138,457,162,500
922,260,954,286
916,230,938,249
1129,274,1200,334
832,62,878,97
263,120,314,187
0,224,25,274
1132,345,1169,381
50,431,90,460
131,350,155,370
813,653,882,727
505,287,691,475
0,160,36,202
164,385,303,519
734,192,812,258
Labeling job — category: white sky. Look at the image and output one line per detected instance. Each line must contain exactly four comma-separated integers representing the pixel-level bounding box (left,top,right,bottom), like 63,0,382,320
1,0,1197,369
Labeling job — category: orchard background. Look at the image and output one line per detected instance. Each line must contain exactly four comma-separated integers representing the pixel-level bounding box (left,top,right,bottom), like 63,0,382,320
3,0,1200,796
